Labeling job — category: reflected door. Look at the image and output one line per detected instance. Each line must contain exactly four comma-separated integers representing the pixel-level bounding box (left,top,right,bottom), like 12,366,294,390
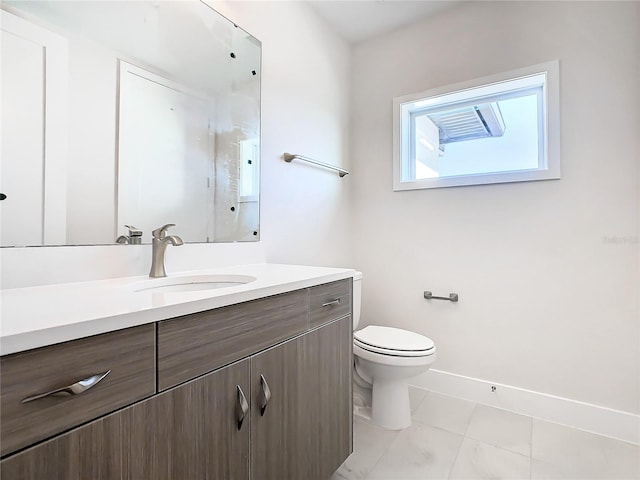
117,62,213,243
1,24,44,246
1,10,68,247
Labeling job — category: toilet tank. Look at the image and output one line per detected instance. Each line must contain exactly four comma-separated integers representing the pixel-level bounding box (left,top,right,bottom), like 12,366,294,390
352,271,363,330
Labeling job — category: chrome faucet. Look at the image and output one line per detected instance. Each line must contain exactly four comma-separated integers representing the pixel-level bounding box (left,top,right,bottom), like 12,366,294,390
149,224,184,278
116,225,143,245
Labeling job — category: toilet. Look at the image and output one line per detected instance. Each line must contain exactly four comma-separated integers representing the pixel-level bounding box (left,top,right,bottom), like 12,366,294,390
352,272,436,430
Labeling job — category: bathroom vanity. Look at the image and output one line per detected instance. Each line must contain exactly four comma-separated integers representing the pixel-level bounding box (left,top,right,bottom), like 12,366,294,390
0,265,354,480
2,3,351,477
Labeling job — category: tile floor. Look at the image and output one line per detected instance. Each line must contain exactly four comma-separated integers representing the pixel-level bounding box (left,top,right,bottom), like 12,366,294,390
332,388,640,480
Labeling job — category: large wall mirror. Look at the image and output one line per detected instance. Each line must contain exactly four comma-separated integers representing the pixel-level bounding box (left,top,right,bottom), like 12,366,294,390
1,0,260,247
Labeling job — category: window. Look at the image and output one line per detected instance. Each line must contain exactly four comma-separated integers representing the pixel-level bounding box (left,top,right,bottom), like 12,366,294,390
239,137,259,202
393,61,560,190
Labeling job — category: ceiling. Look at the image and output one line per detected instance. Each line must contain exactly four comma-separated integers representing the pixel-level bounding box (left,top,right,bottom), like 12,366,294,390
305,0,462,44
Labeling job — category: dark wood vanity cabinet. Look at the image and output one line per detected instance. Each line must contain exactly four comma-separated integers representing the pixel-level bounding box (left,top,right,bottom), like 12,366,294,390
0,323,156,458
0,279,353,480
250,315,352,480
124,359,252,480
132,314,352,480
1,357,252,480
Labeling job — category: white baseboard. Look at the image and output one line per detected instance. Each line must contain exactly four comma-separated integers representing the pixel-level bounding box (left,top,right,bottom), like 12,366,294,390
410,369,639,446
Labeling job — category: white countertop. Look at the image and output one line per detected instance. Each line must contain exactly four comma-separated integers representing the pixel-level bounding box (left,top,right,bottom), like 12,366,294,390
0,263,355,355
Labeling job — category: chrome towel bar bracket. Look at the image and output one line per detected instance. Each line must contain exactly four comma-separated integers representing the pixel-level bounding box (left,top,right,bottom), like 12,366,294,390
283,152,349,177
424,291,459,302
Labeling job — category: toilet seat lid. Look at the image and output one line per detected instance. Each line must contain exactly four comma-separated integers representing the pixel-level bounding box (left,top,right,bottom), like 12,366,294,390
354,326,435,354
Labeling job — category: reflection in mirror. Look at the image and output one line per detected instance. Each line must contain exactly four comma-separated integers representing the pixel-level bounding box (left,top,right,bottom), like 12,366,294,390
117,62,214,243
0,1,260,247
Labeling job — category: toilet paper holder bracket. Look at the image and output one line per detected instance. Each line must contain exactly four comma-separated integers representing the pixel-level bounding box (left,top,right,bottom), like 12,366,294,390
424,291,459,302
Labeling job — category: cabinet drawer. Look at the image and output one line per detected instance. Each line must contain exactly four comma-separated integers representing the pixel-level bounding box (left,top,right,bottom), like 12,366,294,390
0,324,155,457
157,289,309,391
309,279,352,329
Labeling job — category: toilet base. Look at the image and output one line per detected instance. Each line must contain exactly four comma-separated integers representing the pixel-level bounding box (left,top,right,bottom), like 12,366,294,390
354,353,435,430
371,378,412,430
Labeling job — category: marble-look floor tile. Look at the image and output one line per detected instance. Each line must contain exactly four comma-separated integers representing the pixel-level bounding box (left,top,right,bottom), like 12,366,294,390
335,393,639,480
449,437,530,480
333,417,400,480
409,386,428,413
412,391,476,435
531,419,640,480
531,456,640,480
367,422,464,479
465,404,532,456
530,458,579,480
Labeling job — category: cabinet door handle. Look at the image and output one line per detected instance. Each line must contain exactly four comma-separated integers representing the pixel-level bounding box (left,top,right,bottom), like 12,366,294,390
236,385,249,430
20,370,111,404
259,374,272,416
322,298,341,307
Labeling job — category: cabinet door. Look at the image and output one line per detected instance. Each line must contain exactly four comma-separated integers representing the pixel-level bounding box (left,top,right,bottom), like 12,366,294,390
124,358,251,480
299,316,353,479
250,316,353,480
250,336,307,479
1,408,123,480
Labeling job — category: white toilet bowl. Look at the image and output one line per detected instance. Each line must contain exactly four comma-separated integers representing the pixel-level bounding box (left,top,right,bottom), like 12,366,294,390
353,325,436,429
351,272,437,430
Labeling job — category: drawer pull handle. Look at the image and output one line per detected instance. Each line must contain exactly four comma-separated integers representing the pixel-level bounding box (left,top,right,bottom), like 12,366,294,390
259,374,272,416
236,385,249,430
322,299,341,307
20,370,111,404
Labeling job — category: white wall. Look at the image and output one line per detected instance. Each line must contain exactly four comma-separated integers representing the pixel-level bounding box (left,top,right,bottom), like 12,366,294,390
1,1,353,288
351,1,639,415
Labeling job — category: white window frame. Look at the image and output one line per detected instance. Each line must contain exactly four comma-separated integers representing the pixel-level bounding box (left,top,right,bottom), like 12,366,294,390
238,137,260,203
392,60,560,191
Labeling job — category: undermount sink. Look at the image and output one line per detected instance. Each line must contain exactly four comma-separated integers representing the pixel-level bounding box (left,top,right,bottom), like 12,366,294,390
130,274,256,293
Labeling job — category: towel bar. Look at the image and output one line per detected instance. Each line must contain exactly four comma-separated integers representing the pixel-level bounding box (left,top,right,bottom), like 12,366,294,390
283,153,349,177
